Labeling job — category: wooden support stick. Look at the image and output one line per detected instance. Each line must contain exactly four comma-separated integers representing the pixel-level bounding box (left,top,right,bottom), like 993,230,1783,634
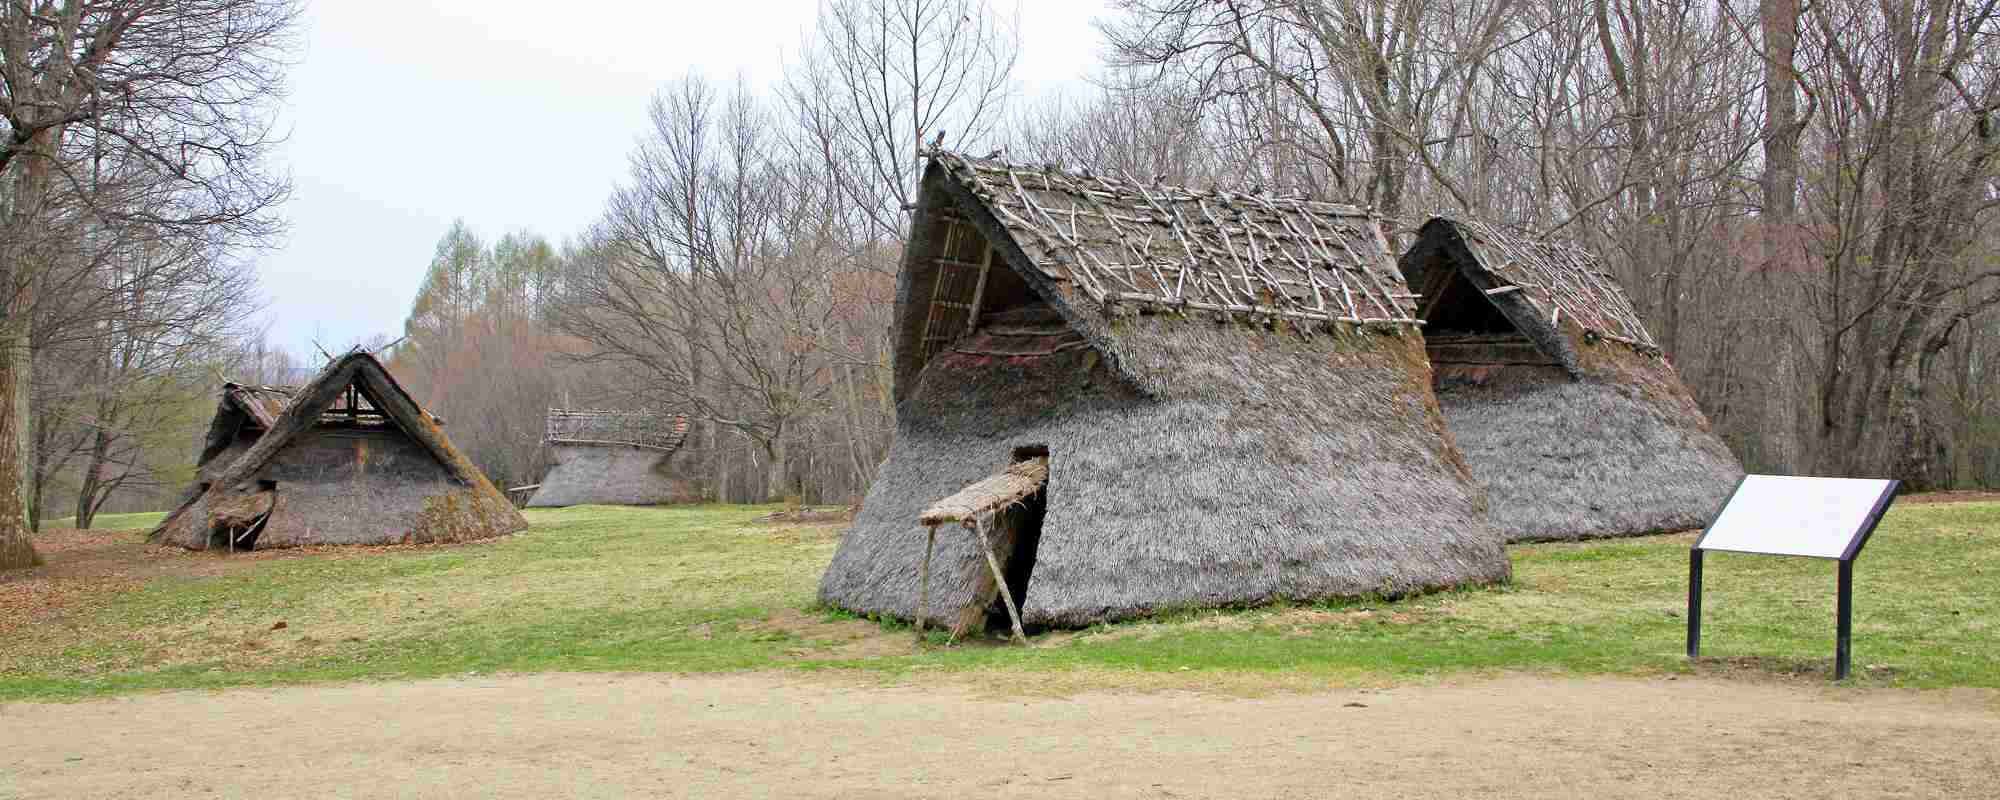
916,524,936,642
971,521,1027,644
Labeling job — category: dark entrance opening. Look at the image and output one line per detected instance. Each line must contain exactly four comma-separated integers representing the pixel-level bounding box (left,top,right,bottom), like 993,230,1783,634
987,445,1049,633
1420,263,1520,336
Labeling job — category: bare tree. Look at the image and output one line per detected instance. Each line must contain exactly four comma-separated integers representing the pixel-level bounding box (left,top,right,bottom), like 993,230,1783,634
561,80,854,501
785,0,1020,243
1,0,297,568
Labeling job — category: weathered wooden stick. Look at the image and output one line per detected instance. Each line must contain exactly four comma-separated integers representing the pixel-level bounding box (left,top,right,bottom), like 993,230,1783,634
971,521,1027,645
916,524,936,642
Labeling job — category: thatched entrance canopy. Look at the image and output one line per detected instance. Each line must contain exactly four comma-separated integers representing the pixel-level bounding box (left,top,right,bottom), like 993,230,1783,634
1399,217,1742,542
819,152,1510,636
152,351,526,550
920,457,1049,526
527,409,701,508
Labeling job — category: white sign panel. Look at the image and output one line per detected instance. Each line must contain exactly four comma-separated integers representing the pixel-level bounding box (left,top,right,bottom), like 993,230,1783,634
1695,475,1899,560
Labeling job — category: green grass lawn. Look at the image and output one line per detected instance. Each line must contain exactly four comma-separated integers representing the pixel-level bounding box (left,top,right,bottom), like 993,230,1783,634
40,511,167,531
3,501,1995,701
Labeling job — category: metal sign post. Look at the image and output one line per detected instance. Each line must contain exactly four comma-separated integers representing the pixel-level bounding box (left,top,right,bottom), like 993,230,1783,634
1686,475,1900,681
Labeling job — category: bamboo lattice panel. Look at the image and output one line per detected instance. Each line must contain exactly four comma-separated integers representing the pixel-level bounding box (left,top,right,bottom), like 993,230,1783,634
1446,218,1659,350
934,152,1422,327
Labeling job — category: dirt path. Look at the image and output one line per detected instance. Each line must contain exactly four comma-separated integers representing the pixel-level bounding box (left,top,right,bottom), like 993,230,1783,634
4,673,1995,799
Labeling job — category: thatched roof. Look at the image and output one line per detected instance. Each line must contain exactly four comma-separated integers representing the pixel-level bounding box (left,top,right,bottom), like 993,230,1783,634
1400,217,1657,372
892,151,1423,405
930,152,1420,326
1399,216,1742,542
220,383,295,429
919,457,1048,526
822,153,1511,634
545,408,690,452
152,351,526,549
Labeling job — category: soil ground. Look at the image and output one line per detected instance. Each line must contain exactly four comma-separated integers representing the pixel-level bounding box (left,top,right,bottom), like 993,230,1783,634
3,671,1995,799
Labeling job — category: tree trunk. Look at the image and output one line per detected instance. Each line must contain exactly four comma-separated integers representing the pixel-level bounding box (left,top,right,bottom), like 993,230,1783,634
1882,343,1947,491
75,426,113,530
763,430,789,503
0,331,42,569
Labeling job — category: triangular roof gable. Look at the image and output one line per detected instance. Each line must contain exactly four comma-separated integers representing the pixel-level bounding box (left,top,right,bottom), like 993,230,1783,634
157,352,486,535
1400,217,1659,373
895,151,1421,402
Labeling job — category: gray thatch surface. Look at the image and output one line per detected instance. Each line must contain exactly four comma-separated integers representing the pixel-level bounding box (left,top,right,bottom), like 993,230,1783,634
1401,217,1742,542
151,352,527,550
920,457,1049,525
820,153,1509,634
526,409,701,507
527,444,703,508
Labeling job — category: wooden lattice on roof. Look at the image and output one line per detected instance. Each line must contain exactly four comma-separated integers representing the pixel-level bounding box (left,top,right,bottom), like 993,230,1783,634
1444,218,1659,350
932,152,1422,328
545,409,690,452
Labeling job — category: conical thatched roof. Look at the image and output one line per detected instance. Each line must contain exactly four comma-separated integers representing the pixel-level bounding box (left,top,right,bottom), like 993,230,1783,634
1399,217,1742,542
819,152,1510,635
152,351,527,549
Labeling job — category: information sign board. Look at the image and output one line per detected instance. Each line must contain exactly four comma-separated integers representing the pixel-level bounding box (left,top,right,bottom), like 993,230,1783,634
1687,475,1901,680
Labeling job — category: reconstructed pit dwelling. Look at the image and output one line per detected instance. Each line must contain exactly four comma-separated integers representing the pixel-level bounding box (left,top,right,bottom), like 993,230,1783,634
817,152,1511,637
151,351,526,550
1398,217,1742,542
527,409,702,507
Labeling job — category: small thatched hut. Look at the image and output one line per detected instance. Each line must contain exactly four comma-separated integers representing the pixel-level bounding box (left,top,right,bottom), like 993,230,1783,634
151,351,527,550
817,151,1510,636
526,409,701,507
1398,216,1742,542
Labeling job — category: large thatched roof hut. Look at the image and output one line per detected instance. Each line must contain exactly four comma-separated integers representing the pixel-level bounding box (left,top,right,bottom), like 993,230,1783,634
817,151,1510,636
1398,217,1742,542
526,409,701,507
151,351,526,550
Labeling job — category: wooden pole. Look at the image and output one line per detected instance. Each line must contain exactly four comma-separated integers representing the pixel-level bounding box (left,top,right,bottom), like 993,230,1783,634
916,524,936,642
1686,548,1703,659
971,521,1026,644
1836,559,1853,680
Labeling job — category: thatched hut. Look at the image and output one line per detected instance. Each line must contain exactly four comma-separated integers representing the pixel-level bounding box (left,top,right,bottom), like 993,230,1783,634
817,151,1510,636
526,409,701,507
151,351,527,550
1398,216,1742,542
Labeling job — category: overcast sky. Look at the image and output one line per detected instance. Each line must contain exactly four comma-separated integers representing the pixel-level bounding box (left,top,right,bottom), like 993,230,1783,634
263,0,1113,358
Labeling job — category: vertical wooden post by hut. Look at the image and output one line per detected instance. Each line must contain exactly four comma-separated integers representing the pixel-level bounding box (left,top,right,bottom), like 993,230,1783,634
913,456,1049,645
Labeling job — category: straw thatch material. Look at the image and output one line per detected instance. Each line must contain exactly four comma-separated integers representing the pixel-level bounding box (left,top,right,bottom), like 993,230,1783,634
150,351,527,550
1400,217,1742,542
920,457,1049,525
819,152,1509,635
527,409,701,508
192,383,293,482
